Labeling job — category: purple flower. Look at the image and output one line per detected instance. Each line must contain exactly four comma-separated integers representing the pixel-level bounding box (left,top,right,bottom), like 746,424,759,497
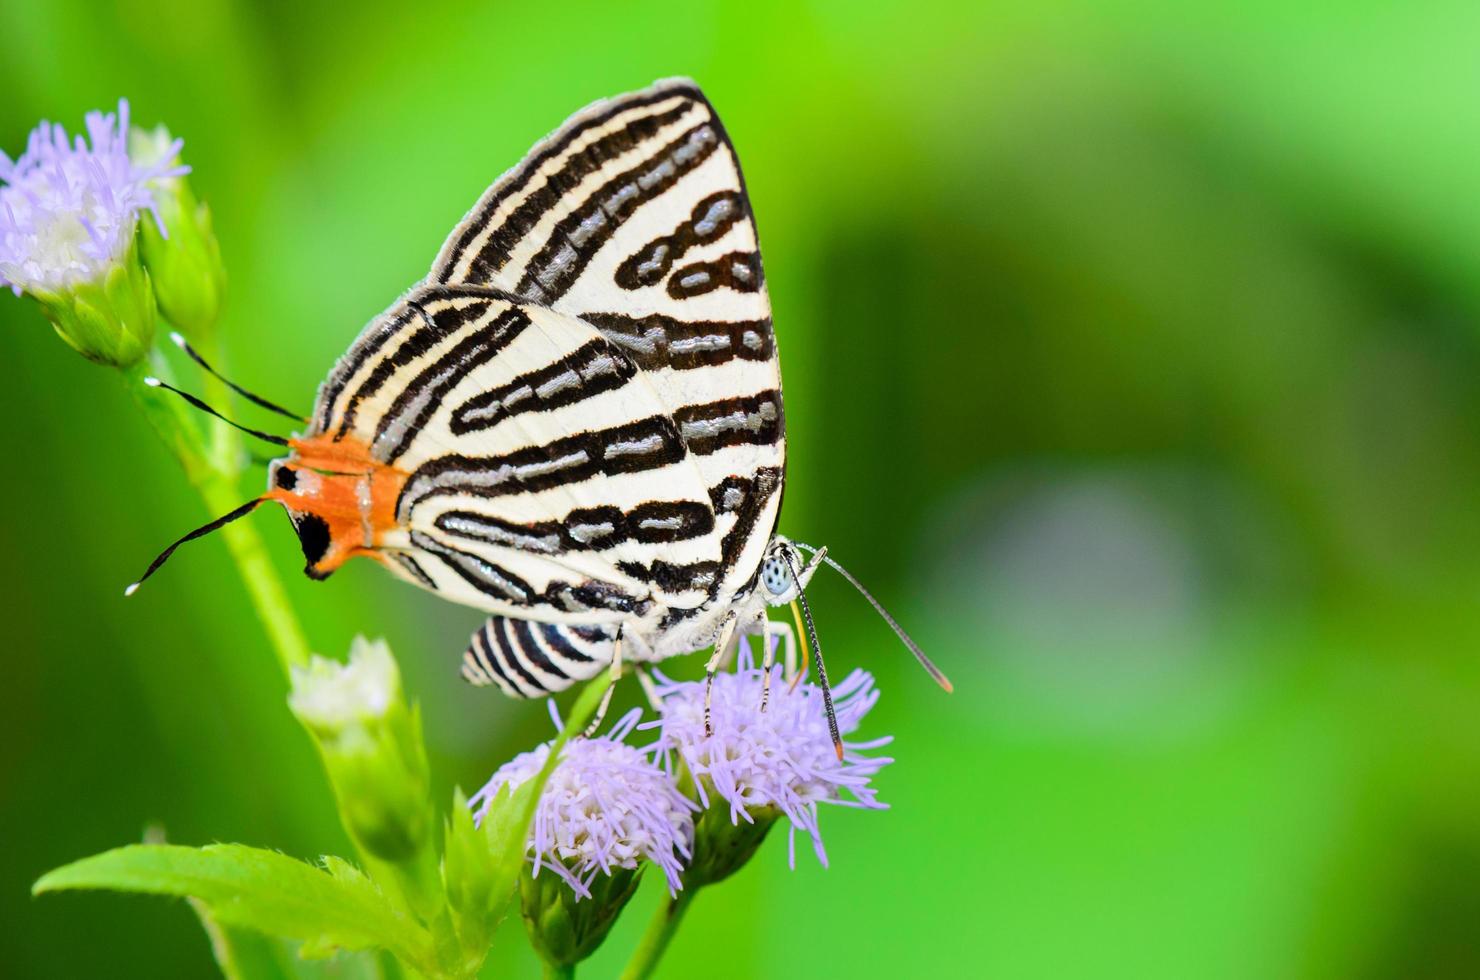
650,642,893,869
0,100,186,296
470,708,697,900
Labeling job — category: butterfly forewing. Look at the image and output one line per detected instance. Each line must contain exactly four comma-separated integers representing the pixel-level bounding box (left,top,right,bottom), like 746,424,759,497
311,283,720,620
433,79,784,605
309,79,785,695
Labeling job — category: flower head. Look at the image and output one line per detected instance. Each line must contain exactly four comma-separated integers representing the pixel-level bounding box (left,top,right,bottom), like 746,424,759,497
651,641,893,870
0,100,185,296
471,708,697,900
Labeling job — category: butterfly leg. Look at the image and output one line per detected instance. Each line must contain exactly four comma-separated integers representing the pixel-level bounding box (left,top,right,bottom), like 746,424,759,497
621,631,661,713
702,613,740,737
758,615,796,713
760,626,776,712
780,618,798,684
634,665,663,713
580,630,625,738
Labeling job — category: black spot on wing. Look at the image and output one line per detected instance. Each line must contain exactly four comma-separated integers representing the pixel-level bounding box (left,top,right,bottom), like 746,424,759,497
399,415,686,516
434,500,714,553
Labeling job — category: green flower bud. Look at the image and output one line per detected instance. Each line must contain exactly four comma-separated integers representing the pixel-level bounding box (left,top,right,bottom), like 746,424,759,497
683,783,779,889
129,125,225,339
520,865,641,970
289,637,432,863
28,240,156,368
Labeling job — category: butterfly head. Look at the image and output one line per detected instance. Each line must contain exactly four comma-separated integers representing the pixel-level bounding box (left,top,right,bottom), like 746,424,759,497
758,536,822,606
263,434,409,580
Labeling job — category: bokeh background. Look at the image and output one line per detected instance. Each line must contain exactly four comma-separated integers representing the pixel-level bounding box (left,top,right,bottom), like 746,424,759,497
5,0,1480,976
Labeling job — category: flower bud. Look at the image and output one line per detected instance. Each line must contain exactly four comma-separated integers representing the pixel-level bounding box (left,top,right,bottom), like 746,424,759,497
28,241,156,367
679,769,779,889
520,864,640,970
289,637,432,864
129,125,225,339
0,101,185,368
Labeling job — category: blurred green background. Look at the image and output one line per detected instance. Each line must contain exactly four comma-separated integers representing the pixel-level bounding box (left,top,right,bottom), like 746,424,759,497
5,0,1480,976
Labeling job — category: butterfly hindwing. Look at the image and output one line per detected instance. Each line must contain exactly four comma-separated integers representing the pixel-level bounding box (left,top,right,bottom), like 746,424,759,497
461,616,615,697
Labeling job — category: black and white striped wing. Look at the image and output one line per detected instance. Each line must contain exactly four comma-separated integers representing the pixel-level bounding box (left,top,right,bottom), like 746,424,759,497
309,283,723,625
430,78,785,607
460,617,617,698
310,81,786,699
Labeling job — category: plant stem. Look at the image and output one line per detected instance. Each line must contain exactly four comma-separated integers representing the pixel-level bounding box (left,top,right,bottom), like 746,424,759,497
124,354,310,674
620,890,695,980
542,964,575,980
198,470,311,671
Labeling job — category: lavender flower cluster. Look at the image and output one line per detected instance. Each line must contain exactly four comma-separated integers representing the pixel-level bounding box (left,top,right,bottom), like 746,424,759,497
0,99,185,295
472,639,894,902
472,707,698,899
650,648,893,869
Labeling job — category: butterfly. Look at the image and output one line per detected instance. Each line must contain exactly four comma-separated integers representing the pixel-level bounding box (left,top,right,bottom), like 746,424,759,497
131,79,949,746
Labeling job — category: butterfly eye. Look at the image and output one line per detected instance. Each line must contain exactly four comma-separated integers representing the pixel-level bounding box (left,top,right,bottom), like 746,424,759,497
762,557,792,596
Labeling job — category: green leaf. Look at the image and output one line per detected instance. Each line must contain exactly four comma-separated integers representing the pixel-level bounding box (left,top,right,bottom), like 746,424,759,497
440,673,614,972
486,674,613,911
35,844,433,971
190,900,386,980
443,788,492,938
481,779,540,927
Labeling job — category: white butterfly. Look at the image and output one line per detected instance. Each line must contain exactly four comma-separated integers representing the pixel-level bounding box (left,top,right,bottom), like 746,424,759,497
132,80,949,745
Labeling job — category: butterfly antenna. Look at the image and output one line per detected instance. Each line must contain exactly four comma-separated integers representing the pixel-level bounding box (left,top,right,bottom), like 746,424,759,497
143,377,290,447
124,497,265,596
793,541,953,693
168,332,305,422
783,548,843,761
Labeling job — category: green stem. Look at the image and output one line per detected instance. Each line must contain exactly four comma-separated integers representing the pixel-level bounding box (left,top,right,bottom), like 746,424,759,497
123,355,310,674
198,472,311,671
543,963,575,980
619,889,696,980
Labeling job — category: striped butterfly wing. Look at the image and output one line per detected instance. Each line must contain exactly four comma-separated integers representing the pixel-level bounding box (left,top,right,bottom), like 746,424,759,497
310,81,784,697
310,283,721,623
431,78,785,610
